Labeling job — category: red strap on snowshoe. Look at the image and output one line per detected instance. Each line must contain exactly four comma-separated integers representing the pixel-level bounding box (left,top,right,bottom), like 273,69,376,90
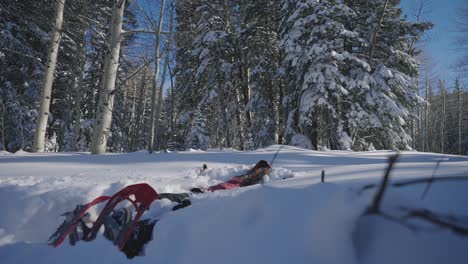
85,184,159,248
50,183,158,250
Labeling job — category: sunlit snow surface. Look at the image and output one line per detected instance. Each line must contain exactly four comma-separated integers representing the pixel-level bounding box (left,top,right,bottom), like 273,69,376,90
0,145,467,264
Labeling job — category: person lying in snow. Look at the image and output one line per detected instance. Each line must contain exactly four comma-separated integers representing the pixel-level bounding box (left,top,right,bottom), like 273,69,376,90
208,159,272,191
159,159,272,207
48,160,273,259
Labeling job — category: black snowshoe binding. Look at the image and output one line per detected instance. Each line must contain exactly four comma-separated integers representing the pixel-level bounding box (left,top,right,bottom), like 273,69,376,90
103,207,157,258
103,207,133,242
48,204,95,246
121,219,157,258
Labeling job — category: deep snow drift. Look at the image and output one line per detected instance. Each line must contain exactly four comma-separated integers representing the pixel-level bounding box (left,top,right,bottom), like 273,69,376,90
0,145,467,264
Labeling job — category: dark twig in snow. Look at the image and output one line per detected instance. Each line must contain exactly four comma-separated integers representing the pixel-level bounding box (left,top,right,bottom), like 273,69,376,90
360,175,468,193
400,207,468,236
359,154,468,237
366,153,400,215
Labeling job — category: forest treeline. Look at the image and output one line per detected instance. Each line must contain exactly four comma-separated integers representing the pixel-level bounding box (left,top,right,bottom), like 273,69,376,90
0,0,466,154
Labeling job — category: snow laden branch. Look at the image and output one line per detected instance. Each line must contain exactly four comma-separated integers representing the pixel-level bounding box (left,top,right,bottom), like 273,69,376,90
0,48,43,62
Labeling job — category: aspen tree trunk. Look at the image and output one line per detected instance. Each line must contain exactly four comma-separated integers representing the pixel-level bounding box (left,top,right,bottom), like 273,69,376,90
456,78,463,155
153,58,168,151
90,0,125,154
235,87,245,150
119,80,130,151
60,94,72,150
32,0,66,152
168,63,175,139
217,113,222,150
148,0,166,153
73,31,87,150
127,82,137,148
278,79,286,145
0,98,5,150
224,108,231,148
413,76,421,150
19,114,25,150
141,92,149,147
419,95,423,151
73,73,83,150
440,80,446,153
131,64,148,150
424,74,429,152
153,1,173,151
461,92,464,155
243,67,252,129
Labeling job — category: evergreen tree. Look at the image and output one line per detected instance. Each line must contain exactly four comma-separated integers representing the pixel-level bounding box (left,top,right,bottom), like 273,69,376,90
348,0,432,150
175,0,283,150
0,0,139,152
1,0,440,153
172,0,198,149
240,0,281,148
186,106,209,150
0,0,52,151
279,0,431,150
280,0,371,150
190,0,238,149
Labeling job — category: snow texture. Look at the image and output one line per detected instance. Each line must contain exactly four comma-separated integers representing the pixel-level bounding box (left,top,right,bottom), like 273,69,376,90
0,145,467,263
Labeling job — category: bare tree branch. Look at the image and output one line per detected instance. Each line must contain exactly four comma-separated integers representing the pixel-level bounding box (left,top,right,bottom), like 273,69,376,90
361,174,468,192
112,59,153,95
401,207,468,235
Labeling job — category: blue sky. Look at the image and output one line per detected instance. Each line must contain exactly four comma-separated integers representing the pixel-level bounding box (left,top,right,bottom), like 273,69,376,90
400,0,465,85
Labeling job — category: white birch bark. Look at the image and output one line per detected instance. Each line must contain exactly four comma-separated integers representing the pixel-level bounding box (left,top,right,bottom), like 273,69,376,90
424,73,429,152
131,64,148,150
32,0,66,152
73,31,87,150
0,98,5,150
439,80,446,153
148,0,166,153
234,86,245,150
153,56,168,151
127,81,137,147
153,1,174,151
456,78,464,155
90,0,125,154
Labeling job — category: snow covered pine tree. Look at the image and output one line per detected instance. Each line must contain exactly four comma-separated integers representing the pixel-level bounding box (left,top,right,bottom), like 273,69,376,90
280,0,431,150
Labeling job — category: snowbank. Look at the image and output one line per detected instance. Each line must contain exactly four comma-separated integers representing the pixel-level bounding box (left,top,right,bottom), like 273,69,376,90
0,146,467,263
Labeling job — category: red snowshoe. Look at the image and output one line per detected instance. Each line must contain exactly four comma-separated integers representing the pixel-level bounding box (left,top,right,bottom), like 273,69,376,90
48,183,158,258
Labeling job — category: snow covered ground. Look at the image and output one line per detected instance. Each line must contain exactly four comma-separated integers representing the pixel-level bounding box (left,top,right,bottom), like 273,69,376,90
0,145,467,264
